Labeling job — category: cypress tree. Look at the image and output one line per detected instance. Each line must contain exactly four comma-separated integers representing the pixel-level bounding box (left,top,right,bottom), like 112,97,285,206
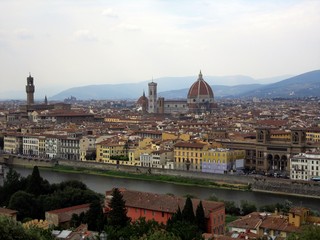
181,197,195,224
196,201,206,233
26,166,43,196
107,188,130,227
86,200,105,232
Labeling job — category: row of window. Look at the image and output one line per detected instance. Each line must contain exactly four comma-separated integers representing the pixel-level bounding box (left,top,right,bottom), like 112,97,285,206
175,152,202,157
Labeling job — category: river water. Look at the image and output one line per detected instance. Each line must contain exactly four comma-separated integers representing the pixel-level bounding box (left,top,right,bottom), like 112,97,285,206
11,166,320,212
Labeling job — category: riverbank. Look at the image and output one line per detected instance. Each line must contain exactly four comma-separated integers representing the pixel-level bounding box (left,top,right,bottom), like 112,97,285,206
2,155,320,199
41,165,251,191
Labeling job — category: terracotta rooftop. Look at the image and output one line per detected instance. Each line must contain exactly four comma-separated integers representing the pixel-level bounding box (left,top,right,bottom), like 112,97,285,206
105,189,224,217
0,207,18,215
174,141,206,148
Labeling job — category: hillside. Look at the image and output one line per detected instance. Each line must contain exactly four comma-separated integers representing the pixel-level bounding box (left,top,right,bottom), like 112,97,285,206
50,75,287,100
240,70,320,98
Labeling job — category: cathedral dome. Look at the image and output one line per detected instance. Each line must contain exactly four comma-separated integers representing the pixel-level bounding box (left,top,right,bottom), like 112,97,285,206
187,71,213,99
187,71,216,113
137,91,148,113
137,94,148,105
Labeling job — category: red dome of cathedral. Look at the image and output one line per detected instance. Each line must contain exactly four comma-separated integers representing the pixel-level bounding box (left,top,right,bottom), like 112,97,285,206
187,71,213,98
187,71,216,113
137,91,148,113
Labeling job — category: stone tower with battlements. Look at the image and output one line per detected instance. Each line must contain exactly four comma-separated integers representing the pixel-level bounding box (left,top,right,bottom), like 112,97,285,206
26,73,35,105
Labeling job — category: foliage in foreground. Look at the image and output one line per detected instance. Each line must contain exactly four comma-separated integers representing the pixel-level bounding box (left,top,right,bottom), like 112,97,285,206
287,225,320,240
0,167,102,221
0,216,54,240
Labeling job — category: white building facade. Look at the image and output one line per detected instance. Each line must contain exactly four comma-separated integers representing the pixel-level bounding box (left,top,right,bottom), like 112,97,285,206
290,152,320,180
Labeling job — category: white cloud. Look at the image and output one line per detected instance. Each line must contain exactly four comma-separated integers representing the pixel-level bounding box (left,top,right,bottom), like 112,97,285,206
119,24,141,32
102,8,118,18
14,28,33,40
73,29,97,42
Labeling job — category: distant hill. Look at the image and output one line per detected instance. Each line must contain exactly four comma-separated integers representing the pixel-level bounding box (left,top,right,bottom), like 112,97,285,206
50,74,291,100
239,70,320,98
158,84,264,99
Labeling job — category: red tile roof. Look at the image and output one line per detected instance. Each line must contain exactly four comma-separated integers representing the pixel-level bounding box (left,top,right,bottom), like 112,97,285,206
105,189,224,217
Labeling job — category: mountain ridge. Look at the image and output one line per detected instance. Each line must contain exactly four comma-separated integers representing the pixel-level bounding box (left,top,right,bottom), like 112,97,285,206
50,74,299,100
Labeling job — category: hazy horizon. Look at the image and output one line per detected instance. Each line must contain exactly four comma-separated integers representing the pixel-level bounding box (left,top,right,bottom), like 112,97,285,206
0,0,319,98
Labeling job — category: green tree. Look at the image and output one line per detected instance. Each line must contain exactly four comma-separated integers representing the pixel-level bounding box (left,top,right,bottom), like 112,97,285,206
240,200,257,215
224,201,241,215
168,220,202,240
1,168,26,206
132,230,181,240
195,201,206,233
0,215,31,240
41,187,101,212
8,191,40,221
181,197,195,223
85,200,105,232
70,212,86,228
287,225,320,240
26,166,49,196
130,218,162,239
107,188,130,227
259,204,276,213
0,216,54,240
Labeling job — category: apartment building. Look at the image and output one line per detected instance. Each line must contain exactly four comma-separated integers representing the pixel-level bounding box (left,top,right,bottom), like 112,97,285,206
202,148,245,174
22,135,40,156
3,133,22,154
58,135,81,161
45,136,59,159
290,152,320,180
174,141,208,171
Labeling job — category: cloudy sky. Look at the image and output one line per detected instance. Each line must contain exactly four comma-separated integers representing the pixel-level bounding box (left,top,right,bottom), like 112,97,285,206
0,0,319,98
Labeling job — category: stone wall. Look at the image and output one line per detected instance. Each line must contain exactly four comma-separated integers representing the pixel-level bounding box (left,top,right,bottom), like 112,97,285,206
252,177,320,198
0,154,54,168
57,159,254,185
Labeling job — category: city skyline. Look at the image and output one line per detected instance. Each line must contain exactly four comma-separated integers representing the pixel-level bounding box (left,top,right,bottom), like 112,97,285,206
0,0,319,97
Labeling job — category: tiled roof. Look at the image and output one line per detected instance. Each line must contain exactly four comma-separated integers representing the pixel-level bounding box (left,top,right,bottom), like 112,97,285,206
228,212,300,234
105,189,224,217
187,73,214,98
46,204,90,224
260,216,299,233
174,141,206,148
228,212,262,230
0,207,17,215
46,203,90,214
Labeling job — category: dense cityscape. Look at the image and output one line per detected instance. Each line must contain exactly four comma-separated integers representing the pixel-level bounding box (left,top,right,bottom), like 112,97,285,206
0,71,320,239
1,0,320,239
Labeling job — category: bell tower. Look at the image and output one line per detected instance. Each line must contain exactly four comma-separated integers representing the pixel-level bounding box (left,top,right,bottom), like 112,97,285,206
26,73,35,105
148,80,157,113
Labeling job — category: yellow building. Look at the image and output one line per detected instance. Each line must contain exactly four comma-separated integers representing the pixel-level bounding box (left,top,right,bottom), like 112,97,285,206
174,141,208,171
288,207,310,227
202,148,245,174
3,133,22,154
306,129,320,142
96,141,127,164
270,130,291,141
38,136,46,158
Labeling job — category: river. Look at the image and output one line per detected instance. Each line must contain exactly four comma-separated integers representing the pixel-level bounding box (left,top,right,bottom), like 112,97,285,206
9,166,320,212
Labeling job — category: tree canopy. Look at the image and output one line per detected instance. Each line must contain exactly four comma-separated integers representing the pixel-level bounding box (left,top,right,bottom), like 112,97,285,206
181,197,195,223
107,188,130,227
195,201,206,233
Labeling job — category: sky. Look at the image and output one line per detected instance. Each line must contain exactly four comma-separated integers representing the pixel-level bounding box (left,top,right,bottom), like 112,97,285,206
0,0,319,98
